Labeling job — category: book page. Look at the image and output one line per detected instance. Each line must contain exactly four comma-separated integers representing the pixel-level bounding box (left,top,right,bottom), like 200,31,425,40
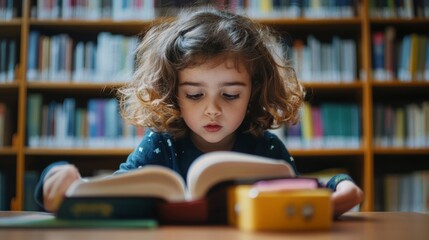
66,166,187,202
186,151,296,200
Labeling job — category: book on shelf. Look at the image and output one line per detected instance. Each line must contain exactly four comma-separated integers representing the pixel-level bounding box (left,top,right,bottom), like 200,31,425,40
282,102,361,149
0,38,14,83
384,27,396,81
57,151,296,223
34,0,155,20
0,102,12,147
372,31,385,81
0,39,6,82
0,103,6,147
26,94,43,147
26,95,144,148
382,170,429,212
0,0,17,20
398,33,429,82
0,170,13,210
0,171,7,210
302,0,356,18
373,29,429,82
7,40,16,81
23,171,42,211
27,31,40,81
369,0,429,18
373,101,429,148
26,31,138,83
0,106,3,147
292,35,357,83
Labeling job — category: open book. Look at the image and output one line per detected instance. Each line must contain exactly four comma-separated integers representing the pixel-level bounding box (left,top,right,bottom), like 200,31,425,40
58,151,296,222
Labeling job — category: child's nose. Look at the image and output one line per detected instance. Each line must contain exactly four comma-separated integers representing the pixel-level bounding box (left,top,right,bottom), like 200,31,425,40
204,99,221,118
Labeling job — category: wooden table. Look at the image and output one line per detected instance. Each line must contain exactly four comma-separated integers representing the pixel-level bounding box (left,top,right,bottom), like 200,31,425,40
0,211,428,240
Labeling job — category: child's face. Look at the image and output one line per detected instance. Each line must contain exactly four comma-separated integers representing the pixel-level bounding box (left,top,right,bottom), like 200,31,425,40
178,59,252,151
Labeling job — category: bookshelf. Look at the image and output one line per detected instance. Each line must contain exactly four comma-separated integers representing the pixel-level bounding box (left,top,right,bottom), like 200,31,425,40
0,0,428,212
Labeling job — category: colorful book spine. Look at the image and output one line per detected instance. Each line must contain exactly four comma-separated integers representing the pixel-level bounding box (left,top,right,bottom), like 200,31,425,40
279,102,361,149
25,96,144,148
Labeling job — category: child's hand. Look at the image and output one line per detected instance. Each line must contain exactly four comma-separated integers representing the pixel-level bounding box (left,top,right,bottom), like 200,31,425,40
331,180,364,217
43,164,81,212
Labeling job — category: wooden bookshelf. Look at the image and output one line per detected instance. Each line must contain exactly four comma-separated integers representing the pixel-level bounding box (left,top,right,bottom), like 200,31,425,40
0,0,428,212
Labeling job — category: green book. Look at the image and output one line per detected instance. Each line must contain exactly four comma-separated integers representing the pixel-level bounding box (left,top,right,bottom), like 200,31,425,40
0,211,157,229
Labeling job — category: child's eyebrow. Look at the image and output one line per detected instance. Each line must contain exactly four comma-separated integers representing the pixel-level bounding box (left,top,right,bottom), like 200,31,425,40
179,81,201,86
222,81,247,87
179,81,247,87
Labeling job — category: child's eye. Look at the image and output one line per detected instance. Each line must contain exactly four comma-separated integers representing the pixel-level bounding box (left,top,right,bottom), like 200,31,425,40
186,93,203,100
222,93,240,100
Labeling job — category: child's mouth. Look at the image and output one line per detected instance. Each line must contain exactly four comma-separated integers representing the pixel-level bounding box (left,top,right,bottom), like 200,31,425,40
204,124,222,132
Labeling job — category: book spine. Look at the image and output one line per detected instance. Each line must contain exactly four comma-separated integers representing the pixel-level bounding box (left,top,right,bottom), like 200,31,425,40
57,197,158,220
0,103,4,147
26,97,144,148
372,32,385,81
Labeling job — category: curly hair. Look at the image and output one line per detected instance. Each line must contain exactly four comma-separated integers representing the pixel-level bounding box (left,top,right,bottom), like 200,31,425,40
118,7,304,138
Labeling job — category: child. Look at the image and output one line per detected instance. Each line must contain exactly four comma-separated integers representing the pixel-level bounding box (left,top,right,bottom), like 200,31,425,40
35,7,363,216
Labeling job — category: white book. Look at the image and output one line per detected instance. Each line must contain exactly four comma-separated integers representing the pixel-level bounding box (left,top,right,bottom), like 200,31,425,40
404,0,414,18
88,0,101,20
61,0,72,19
398,36,412,82
37,0,47,19
302,47,312,82
308,35,321,82
332,37,341,82
66,151,295,202
73,42,84,82
4,0,13,20
342,40,354,82
49,36,59,81
53,103,63,147
411,172,425,212
321,44,329,82
86,41,96,82
111,36,121,81
104,99,118,141
124,37,138,81
142,0,155,19
57,35,68,82
51,0,59,18
112,0,123,20
95,32,110,82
